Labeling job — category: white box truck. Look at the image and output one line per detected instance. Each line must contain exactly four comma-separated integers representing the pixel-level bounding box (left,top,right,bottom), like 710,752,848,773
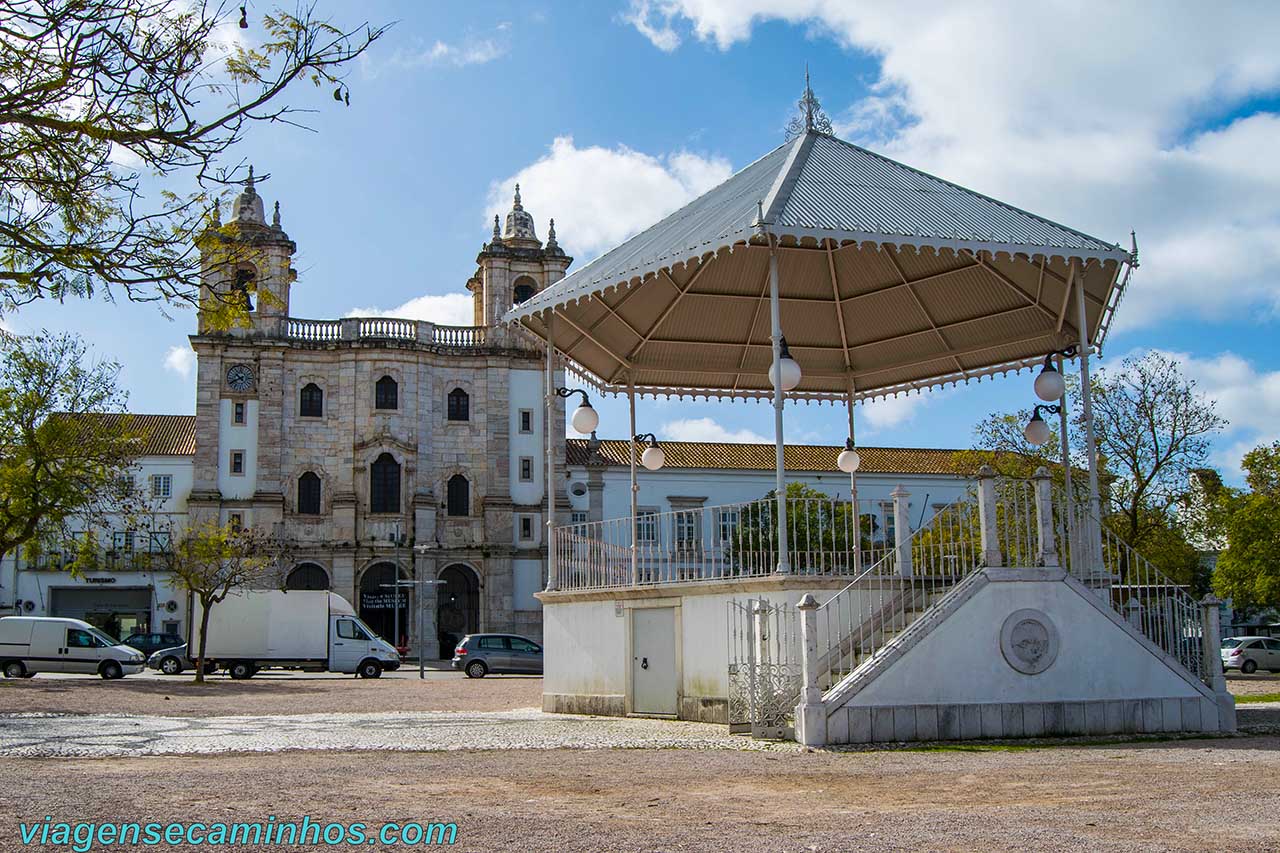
0,616,147,679
192,590,400,680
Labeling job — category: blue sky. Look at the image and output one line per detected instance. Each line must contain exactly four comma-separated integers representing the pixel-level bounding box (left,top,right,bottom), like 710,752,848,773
10,1,1280,482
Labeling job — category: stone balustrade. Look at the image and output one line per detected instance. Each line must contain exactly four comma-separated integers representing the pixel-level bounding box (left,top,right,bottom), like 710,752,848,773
282,317,496,349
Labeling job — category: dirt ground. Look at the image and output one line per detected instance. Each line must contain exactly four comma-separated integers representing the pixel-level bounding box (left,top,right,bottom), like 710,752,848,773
0,671,542,717
1226,672,1280,697
7,740,1280,852
3,671,1273,719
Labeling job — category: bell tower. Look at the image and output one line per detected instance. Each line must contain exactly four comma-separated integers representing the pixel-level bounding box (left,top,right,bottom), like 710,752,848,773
469,185,572,334
196,166,298,336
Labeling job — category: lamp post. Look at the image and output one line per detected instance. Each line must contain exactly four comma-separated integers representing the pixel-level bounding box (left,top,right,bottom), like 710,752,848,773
545,385,599,593
1022,404,1060,447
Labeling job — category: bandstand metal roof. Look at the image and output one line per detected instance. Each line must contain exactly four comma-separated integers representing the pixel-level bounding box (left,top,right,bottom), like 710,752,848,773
506,128,1136,402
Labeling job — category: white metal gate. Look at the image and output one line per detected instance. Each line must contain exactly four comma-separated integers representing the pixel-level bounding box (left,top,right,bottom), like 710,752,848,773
726,597,801,740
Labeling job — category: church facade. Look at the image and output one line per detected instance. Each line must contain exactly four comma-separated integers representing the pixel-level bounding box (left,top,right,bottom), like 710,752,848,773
185,174,569,658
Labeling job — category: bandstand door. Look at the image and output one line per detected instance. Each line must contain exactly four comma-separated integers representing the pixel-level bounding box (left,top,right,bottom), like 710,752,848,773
631,607,677,716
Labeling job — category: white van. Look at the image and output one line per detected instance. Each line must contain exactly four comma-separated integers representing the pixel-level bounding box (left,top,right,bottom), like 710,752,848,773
0,616,147,679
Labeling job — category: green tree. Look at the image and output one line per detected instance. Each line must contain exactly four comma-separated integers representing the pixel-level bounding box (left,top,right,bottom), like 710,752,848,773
730,483,865,574
1213,443,1280,610
1090,352,1225,550
0,331,143,568
151,519,281,683
1,0,386,316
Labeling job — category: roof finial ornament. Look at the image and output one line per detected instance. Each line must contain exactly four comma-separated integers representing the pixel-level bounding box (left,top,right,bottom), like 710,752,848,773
492,214,501,241
547,217,558,248
211,198,221,226
513,183,522,210
245,164,256,193
272,200,281,228
785,65,833,141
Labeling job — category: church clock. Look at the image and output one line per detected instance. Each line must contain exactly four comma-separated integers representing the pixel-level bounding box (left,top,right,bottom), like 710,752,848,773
225,363,256,393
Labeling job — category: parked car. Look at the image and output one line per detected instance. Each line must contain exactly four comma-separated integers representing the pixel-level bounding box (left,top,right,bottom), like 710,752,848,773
121,632,186,658
1222,636,1280,674
0,616,146,679
452,633,543,678
146,644,217,676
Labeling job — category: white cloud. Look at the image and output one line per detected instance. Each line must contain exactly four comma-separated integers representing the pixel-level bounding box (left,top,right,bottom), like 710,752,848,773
346,293,475,326
622,1,682,52
1148,349,1280,478
624,2,1280,329
378,33,508,73
485,136,732,260
163,346,196,380
661,416,769,444
859,393,928,432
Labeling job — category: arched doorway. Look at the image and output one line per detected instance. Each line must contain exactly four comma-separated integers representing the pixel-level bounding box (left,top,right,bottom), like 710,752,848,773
358,562,408,647
437,564,479,658
285,563,330,591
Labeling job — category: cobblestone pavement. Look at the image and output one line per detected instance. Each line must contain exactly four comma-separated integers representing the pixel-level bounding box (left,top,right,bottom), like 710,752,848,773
0,710,798,758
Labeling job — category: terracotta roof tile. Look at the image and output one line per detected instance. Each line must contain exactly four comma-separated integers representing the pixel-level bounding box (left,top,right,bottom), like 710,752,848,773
566,438,970,476
54,413,196,456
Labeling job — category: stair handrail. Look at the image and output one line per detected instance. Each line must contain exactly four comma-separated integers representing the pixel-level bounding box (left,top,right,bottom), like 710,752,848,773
1053,486,1206,681
813,489,984,690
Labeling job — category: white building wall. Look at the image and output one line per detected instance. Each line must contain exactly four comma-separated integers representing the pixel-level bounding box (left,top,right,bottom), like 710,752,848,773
216,398,258,499
507,369,544,507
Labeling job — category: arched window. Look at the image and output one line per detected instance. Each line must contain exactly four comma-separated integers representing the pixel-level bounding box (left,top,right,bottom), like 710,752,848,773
297,471,321,515
299,383,323,418
375,375,398,410
232,265,256,312
286,563,329,590
370,453,400,513
446,474,470,517
513,279,536,304
447,387,470,421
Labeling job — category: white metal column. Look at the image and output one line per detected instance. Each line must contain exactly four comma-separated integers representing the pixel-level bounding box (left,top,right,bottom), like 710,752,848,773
767,236,790,575
628,377,639,586
1073,264,1104,576
846,379,861,575
544,310,558,592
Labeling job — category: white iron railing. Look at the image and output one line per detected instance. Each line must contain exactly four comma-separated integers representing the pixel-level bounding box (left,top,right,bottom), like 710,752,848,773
814,490,984,689
553,497,898,592
1053,487,1205,681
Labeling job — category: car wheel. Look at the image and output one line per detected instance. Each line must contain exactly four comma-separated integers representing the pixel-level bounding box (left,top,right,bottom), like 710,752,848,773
465,660,487,679
159,656,183,676
100,661,123,680
358,660,382,679
228,662,255,680
2,661,26,679
1242,659,1258,674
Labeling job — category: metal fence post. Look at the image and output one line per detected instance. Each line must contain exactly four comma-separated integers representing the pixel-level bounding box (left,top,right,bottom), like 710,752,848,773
1032,466,1058,567
976,465,1001,567
891,484,913,578
796,593,826,747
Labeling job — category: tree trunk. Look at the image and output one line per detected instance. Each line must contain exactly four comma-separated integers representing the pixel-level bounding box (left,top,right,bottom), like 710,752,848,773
194,595,213,685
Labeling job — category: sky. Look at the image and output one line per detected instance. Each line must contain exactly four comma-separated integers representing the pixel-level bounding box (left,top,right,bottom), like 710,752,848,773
10,1,1280,483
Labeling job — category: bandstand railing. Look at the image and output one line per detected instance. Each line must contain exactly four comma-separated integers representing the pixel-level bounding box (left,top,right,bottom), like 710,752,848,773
552,497,899,592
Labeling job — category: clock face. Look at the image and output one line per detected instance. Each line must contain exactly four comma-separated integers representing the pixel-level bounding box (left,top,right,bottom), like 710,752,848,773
225,363,255,393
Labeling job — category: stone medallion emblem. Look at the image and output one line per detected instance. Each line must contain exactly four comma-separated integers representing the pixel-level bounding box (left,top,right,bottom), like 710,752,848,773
999,609,1060,675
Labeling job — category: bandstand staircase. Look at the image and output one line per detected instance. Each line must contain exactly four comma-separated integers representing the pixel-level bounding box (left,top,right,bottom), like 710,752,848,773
808,474,1214,712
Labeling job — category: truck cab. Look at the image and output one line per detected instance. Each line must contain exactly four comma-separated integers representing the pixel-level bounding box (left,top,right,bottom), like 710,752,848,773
331,613,400,677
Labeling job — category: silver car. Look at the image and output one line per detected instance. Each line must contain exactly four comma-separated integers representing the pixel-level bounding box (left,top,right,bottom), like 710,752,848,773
1222,636,1280,674
451,633,542,678
147,644,217,676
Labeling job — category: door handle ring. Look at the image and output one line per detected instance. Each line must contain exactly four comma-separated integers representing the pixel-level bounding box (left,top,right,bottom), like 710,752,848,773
641,657,648,670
